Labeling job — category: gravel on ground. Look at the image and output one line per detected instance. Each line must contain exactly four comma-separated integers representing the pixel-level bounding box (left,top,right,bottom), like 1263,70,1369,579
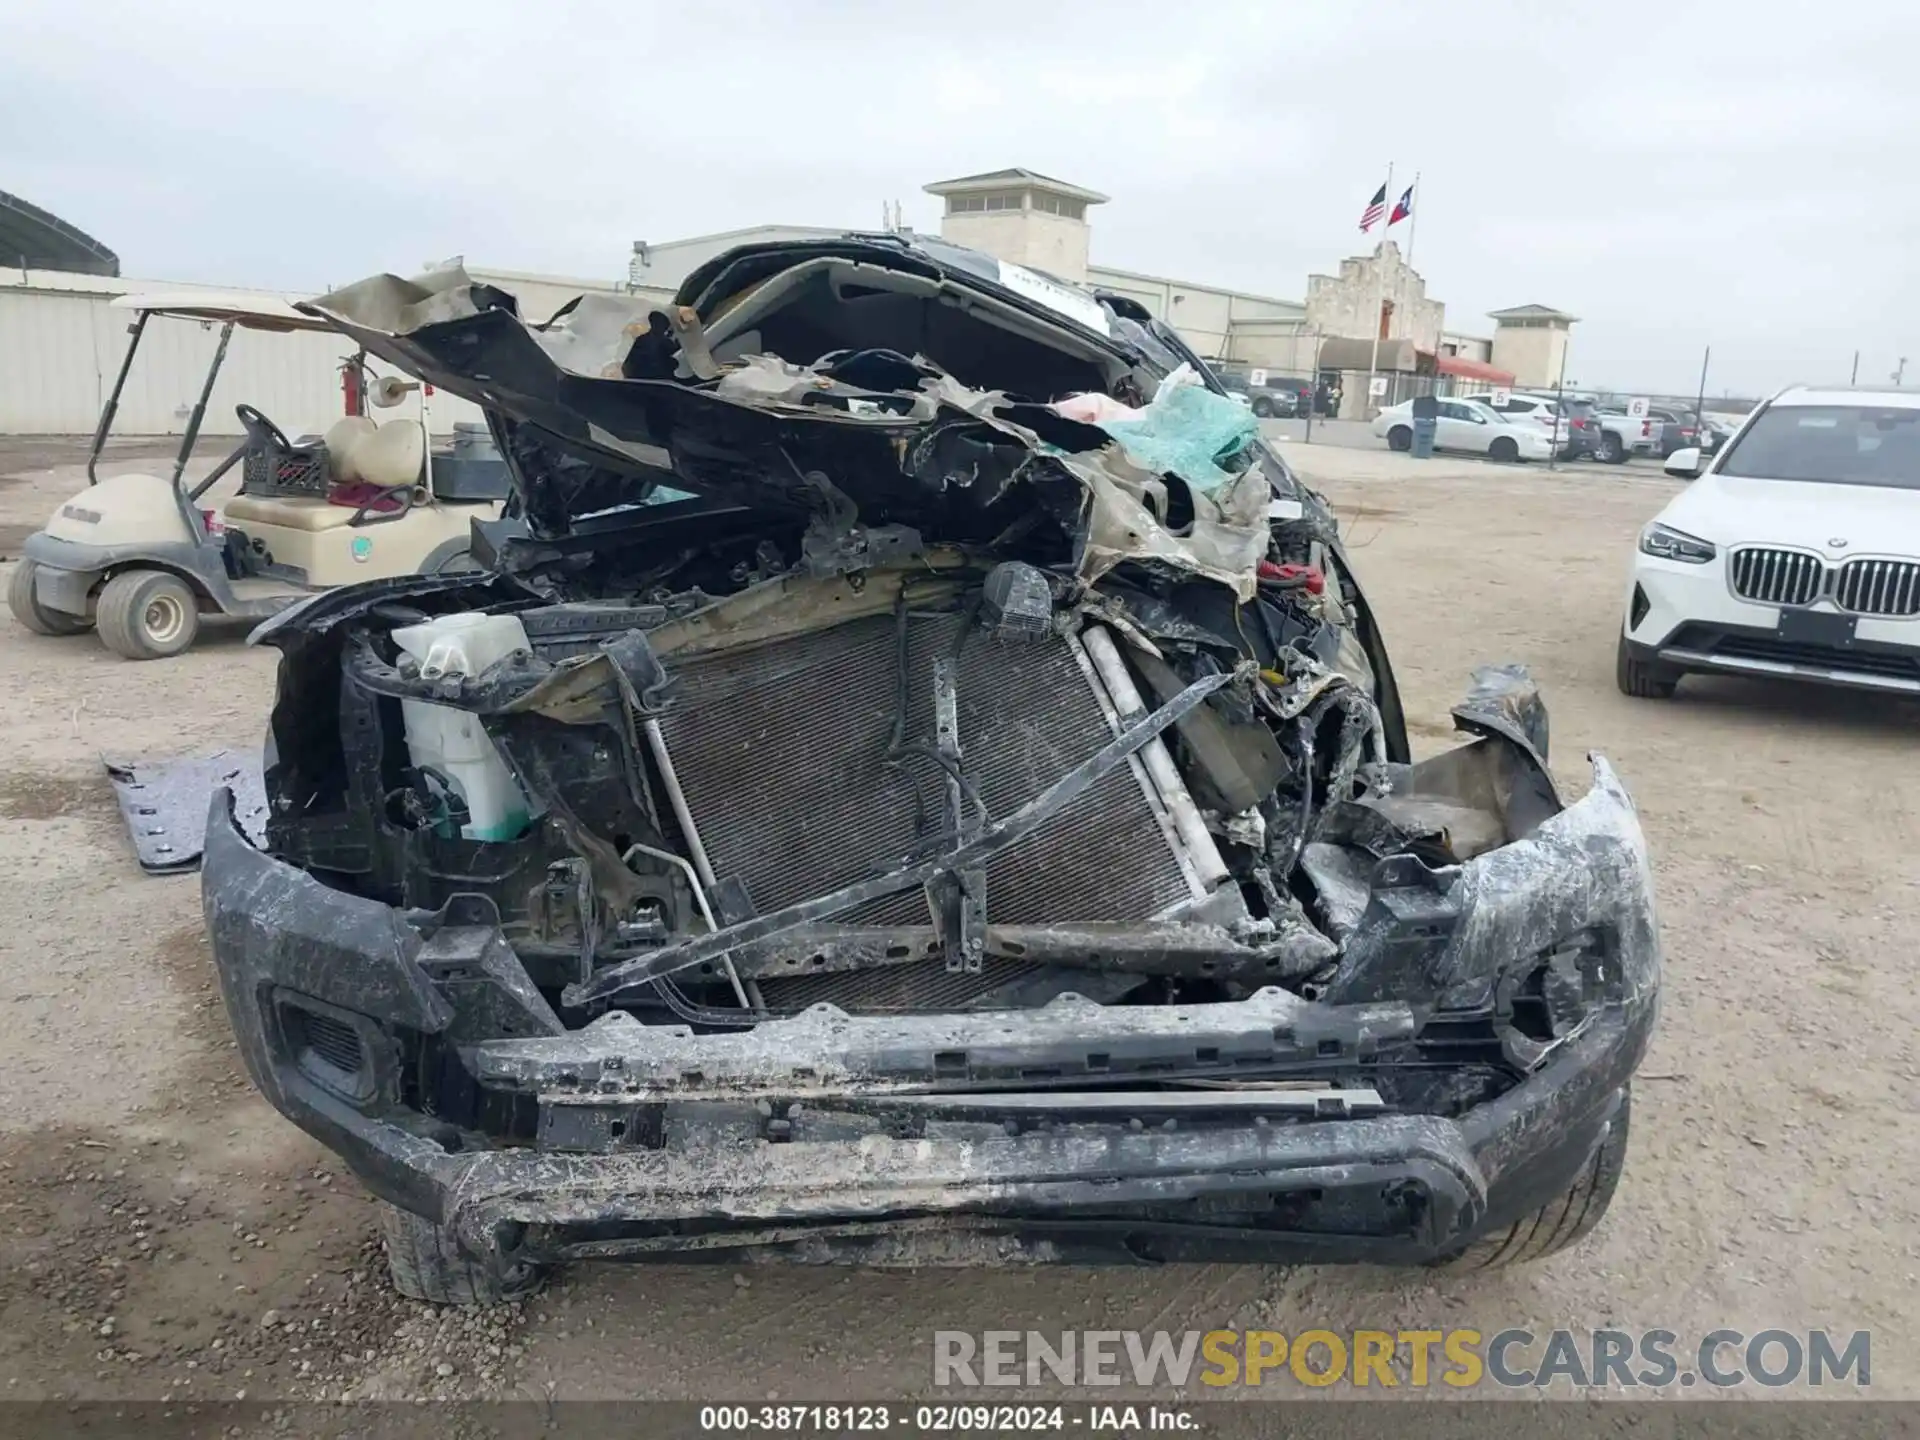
2,437,1913,1404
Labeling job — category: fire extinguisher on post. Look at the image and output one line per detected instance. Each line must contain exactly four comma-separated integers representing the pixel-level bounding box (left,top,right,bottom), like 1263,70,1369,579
339,350,369,417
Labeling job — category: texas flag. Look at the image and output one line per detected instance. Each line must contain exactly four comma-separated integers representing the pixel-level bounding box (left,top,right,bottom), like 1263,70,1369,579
1389,184,1415,226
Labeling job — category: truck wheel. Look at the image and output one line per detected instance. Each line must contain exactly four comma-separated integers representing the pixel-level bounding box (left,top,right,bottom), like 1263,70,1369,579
1437,1089,1631,1271
378,1201,544,1306
1387,425,1412,451
8,561,92,636
1489,436,1519,462
1616,633,1680,699
1599,433,1626,464
1251,396,1275,418
95,570,200,661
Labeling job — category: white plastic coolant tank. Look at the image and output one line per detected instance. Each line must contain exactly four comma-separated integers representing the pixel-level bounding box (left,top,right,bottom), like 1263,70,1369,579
390,612,538,842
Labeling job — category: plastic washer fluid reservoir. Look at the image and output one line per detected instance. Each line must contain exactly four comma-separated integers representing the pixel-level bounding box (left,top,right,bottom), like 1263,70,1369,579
390,612,540,841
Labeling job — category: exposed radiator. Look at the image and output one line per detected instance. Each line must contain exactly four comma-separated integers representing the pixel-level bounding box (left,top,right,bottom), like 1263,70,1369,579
653,613,1195,934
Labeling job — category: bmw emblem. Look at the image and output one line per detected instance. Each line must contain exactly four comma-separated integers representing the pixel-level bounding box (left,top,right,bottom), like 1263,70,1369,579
1828,537,1850,549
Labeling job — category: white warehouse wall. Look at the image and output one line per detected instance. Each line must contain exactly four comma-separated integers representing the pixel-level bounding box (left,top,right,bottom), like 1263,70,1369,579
0,265,651,437
0,283,412,434
626,226,839,294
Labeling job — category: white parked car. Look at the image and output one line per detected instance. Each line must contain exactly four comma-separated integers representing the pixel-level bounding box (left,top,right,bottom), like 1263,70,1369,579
1460,391,1577,453
1618,386,1920,698
1372,398,1553,462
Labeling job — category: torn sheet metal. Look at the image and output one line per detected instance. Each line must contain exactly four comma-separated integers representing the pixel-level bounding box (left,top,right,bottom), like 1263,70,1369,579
105,750,266,874
498,565,967,726
1064,450,1269,601
302,261,1274,599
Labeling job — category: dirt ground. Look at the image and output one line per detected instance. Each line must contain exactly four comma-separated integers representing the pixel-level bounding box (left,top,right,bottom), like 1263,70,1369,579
1,435,1915,1408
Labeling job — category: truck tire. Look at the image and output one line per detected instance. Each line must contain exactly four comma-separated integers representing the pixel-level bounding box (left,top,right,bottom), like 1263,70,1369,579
378,1201,544,1306
1387,425,1412,451
96,569,200,660
9,561,92,636
1437,1089,1631,1272
1251,396,1276,418
1599,432,1627,464
1616,633,1680,699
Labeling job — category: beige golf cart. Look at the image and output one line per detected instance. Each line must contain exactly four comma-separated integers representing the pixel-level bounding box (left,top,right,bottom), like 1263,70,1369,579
10,291,511,659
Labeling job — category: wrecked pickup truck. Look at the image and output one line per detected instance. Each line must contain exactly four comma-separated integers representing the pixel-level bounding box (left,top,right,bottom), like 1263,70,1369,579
202,233,1658,1303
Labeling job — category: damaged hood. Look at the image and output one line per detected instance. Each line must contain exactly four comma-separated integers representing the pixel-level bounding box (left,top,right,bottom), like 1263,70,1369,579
299,236,1283,598
674,233,1132,348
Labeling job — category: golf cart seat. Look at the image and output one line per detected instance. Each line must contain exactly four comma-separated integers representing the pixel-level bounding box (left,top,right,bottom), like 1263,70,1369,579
331,419,426,489
227,420,429,532
224,493,363,532
323,416,377,469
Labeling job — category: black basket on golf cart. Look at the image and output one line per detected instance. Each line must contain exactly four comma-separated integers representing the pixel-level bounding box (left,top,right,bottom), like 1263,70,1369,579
240,439,332,498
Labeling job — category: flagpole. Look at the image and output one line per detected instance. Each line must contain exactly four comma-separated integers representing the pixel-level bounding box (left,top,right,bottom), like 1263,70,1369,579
1404,172,1421,270
1364,162,1393,419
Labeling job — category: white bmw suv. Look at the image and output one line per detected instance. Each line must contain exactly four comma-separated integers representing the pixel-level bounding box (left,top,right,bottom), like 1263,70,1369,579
1619,386,1920,699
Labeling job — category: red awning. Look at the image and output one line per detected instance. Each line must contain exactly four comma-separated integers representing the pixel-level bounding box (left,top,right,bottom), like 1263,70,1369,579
1434,353,1516,384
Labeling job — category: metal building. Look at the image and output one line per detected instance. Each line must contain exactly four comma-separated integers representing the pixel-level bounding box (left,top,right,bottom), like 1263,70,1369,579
0,262,663,437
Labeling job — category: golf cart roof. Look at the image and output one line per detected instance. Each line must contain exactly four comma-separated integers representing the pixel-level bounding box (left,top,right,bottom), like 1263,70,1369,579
110,290,332,333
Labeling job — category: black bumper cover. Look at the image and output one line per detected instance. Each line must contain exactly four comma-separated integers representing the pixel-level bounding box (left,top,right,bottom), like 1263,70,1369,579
202,760,1659,1268
1626,621,1920,694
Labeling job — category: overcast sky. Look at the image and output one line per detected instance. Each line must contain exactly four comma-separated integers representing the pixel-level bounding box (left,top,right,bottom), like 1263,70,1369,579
8,1,1916,395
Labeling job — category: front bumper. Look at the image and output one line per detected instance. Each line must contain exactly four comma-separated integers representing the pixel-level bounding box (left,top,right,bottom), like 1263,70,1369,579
202,759,1660,1269
22,531,234,618
1625,552,1920,694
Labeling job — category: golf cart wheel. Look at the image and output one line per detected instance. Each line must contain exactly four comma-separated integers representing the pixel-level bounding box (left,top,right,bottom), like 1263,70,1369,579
96,569,200,661
1489,435,1520,462
8,560,92,636
378,1201,543,1306
1387,425,1413,452
1435,1089,1631,1272
1616,632,1680,699
1251,396,1276,418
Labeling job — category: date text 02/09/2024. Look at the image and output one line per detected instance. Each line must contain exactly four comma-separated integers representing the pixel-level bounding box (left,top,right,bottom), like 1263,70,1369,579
698,1404,1195,1432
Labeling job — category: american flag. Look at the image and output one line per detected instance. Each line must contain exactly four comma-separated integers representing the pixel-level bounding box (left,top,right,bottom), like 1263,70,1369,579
1359,183,1387,232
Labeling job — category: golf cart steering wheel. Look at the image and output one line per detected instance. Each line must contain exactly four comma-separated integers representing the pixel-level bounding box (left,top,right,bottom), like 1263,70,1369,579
235,403,293,454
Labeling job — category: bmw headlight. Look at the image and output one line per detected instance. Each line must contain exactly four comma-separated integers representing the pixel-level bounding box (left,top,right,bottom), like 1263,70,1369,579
1639,522,1716,564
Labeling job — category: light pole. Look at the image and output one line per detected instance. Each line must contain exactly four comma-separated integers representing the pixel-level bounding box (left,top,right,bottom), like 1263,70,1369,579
1548,340,1572,471
1304,327,1324,444
1693,345,1711,438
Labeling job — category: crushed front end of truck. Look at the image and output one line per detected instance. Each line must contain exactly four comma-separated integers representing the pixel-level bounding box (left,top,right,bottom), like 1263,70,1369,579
204,237,1658,1299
